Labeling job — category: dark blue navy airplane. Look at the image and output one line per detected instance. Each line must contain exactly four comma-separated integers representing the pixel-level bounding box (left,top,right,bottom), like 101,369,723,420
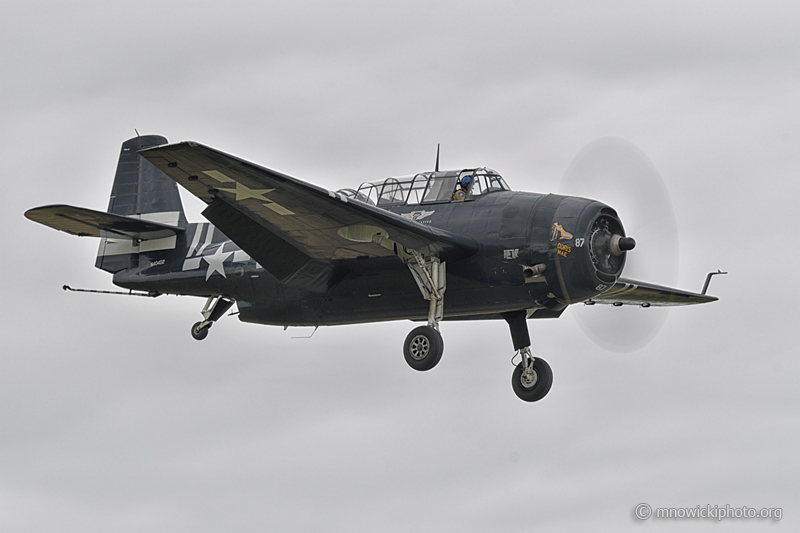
25,135,722,402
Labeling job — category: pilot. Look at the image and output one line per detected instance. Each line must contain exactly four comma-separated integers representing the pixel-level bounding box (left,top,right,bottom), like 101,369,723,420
452,175,472,201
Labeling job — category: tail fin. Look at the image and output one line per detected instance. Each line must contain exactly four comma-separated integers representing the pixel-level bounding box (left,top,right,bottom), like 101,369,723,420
25,135,189,274
106,135,186,221
96,135,187,272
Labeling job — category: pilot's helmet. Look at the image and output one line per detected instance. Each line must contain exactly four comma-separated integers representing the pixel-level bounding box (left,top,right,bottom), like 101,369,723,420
460,175,472,188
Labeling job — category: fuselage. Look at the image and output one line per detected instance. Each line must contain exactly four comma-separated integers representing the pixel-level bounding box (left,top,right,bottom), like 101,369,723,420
113,188,623,327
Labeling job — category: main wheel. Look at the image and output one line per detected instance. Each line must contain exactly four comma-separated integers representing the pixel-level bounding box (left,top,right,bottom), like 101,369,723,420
512,357,553,402
191,321,211,341
403,325,444,371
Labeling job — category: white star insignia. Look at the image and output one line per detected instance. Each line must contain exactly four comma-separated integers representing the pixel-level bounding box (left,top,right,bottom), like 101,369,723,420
202,243,233,280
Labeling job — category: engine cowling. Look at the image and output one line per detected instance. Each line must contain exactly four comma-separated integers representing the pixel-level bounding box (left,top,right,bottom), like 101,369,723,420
542,196,634,304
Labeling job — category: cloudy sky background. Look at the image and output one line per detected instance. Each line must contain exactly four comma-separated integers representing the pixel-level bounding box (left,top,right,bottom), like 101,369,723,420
2,1,798,531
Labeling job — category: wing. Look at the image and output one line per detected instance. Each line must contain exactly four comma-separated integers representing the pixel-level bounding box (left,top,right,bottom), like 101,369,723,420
139,141,478,288
24,205,184,239
590,277,718,306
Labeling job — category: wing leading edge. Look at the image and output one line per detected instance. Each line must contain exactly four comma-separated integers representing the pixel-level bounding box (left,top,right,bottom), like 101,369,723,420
139,142,478,288
590,277,718,307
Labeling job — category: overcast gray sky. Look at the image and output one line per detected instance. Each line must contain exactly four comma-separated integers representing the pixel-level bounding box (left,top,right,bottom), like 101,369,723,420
2,1,798,531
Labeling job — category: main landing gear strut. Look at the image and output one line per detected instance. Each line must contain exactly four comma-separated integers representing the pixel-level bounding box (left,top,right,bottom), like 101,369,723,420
403,252,446,371
400,253,552,402
191,295,234,340
503,311,553,402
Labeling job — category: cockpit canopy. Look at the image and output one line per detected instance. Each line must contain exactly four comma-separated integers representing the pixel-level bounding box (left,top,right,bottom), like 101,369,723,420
338,168,511,207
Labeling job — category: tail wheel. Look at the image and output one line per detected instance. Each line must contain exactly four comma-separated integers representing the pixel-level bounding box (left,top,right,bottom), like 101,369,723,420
512,357,553,402
403,326,444,371
191,322,211,341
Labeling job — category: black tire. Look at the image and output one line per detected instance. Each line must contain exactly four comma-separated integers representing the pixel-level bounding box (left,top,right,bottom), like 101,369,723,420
511,357,553,402
403,325,444,371
191,321,211,341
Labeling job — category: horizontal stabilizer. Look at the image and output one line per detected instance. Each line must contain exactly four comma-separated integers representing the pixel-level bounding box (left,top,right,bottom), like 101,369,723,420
24,205,185,239
590,277,718,307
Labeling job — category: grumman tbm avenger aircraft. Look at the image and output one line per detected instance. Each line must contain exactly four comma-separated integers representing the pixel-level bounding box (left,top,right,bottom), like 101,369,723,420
25,135,723,402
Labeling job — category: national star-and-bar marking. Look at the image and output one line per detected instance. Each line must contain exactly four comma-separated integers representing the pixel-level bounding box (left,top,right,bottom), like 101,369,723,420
202,170,293,215
218,182,276,202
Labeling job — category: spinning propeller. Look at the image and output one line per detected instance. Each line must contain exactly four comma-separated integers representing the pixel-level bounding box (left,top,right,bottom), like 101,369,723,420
559,137,680,352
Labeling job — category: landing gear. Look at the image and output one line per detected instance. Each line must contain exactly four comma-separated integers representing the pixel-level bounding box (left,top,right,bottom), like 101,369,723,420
191,321,211,340
403,325,444,371
404,252,446,371
511,351,553,402
399,252,553,400
503,310,553,402
190,295,234,341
